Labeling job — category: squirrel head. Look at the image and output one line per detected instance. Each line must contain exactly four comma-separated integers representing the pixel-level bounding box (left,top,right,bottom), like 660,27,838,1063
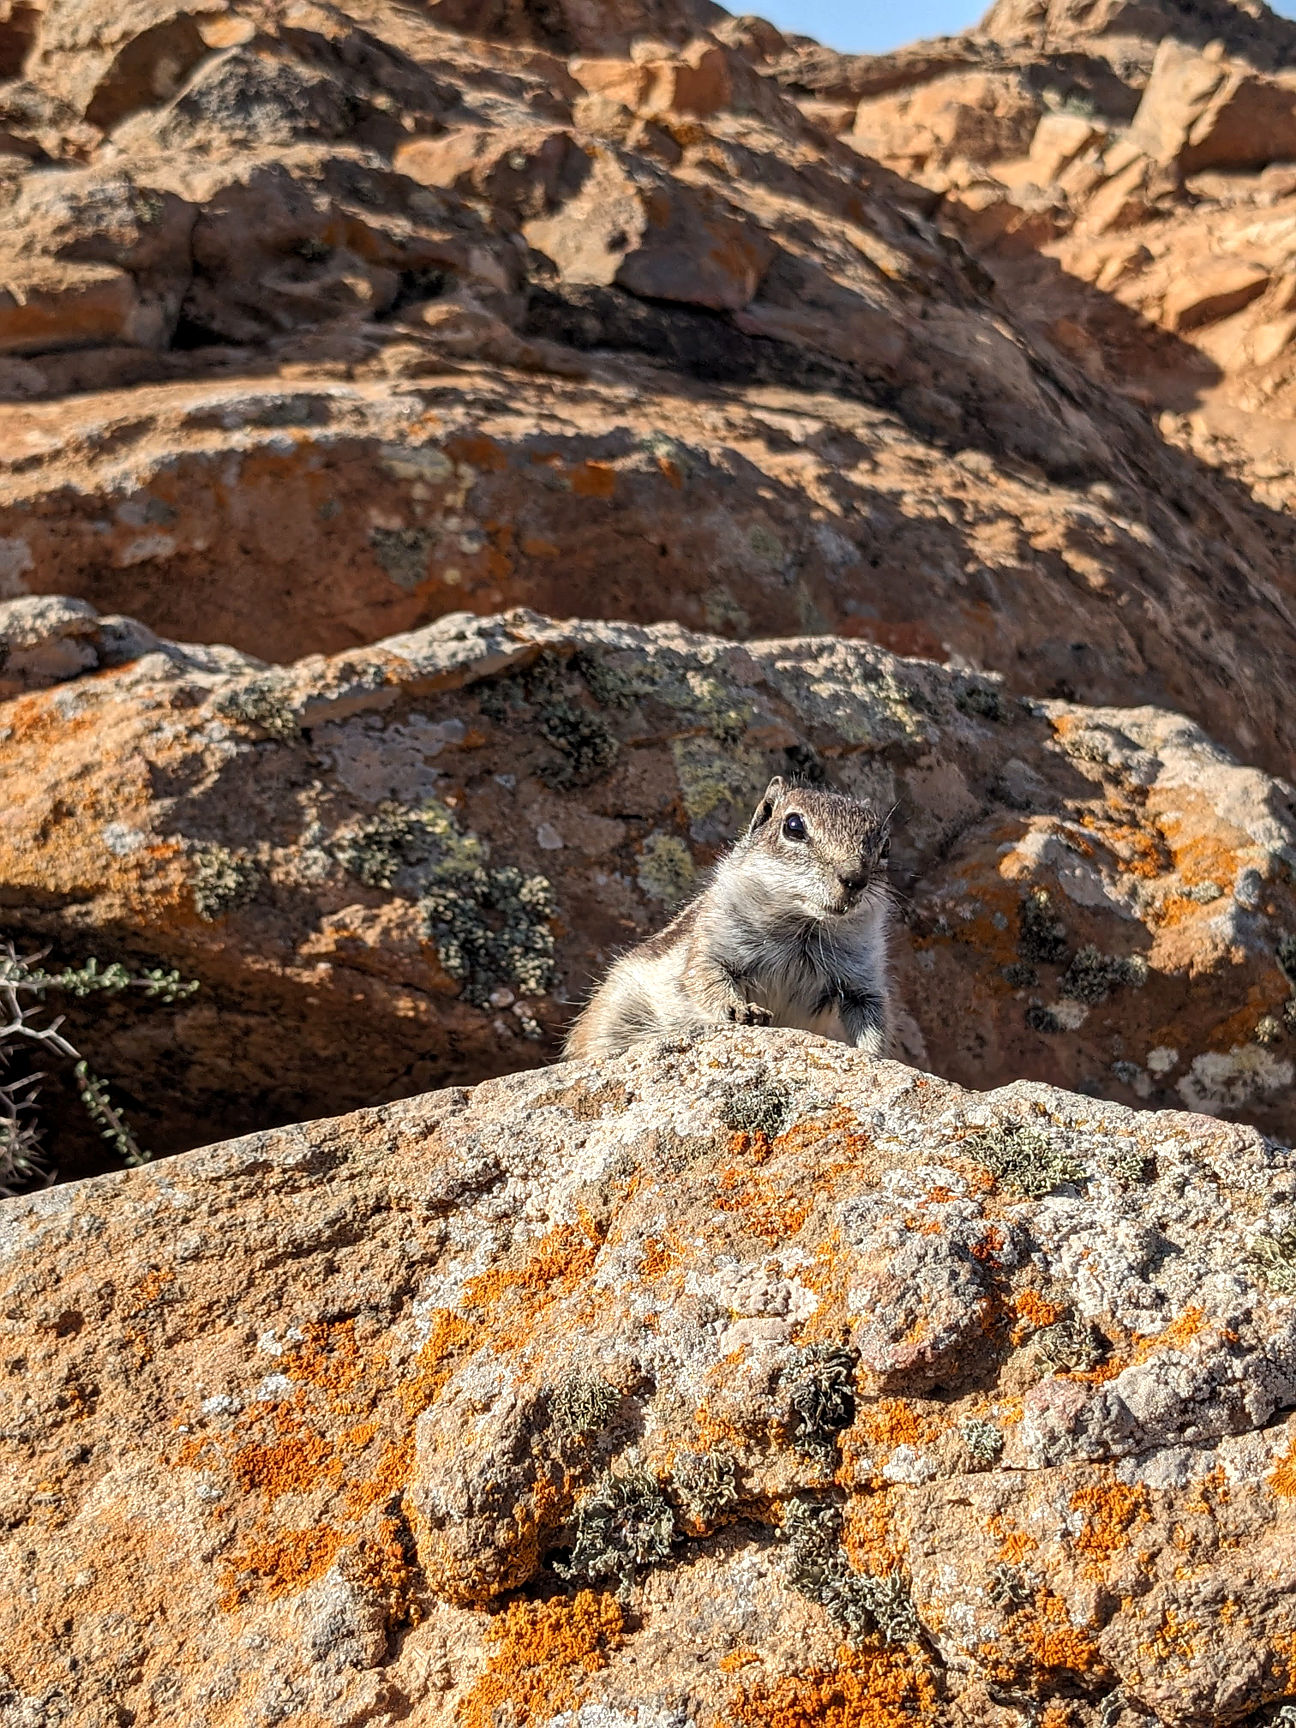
741,776,891,919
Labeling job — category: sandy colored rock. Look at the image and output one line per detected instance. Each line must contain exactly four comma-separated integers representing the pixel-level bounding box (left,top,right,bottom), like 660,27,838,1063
2,1030,1295,1724
1,605,1293,1179
850,70,1043,173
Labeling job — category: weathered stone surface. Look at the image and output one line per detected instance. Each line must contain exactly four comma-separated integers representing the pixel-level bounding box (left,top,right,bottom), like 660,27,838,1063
850,71,1043,174
2,606,1293,1177
2,1031,1295,1725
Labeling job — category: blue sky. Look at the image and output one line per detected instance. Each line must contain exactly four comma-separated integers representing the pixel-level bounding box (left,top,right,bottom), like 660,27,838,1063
754,0,1296,54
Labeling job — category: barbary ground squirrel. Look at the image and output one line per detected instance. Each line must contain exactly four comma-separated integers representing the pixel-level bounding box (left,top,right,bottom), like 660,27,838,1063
565,776,893,1059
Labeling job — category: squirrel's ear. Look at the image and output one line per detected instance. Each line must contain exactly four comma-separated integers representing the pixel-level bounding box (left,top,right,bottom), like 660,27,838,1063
747,777,784,833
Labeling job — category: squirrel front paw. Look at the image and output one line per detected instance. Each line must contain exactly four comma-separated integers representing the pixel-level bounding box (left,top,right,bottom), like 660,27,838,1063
727,1002,773,1026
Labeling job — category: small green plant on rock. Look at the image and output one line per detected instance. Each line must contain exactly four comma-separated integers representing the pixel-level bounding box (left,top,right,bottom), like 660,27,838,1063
480,651,620,788
420,867,557,1018
1018,886,1068,967
0,945,199,1191
722,1079,795,1139
987,1561,1032,1609
1059,945,1148,1005
333,800,485,892
555,1465,675,1597
782,1496,920,1646
1035,1315,1106,1373
214,675,300,741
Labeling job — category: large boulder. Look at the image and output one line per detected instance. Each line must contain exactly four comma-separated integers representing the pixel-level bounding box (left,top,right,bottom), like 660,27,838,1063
2,1031,1295,1724
1,606,1293,1176
1127,39,1296,175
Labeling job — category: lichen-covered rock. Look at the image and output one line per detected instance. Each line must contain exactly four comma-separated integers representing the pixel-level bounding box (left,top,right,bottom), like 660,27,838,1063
2,1031,1294,1725
2,605,1293,1176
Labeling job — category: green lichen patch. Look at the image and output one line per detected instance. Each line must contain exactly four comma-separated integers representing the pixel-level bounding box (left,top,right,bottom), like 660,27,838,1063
479,652,620,788
333,800,485,892
1059,946,1148,1005
551,1373,620,1438
213,676,300,742
1249,1229,1296,1295
959,1419,1004,1467
671,736,768,830
636,833,697,905
1035,1315,1106,1373
569,649,640,711
190,846,261,921
987,1561,1032,1609
968,1118,1085,1199
669,1450,739,1530
784,1343,858,1469
420,867,557,1013
782,1497,920,1646
955,680,1008,723
722,1079,795,1140
555,1466,675,1596
370,525,434,591
1018,887,1068,967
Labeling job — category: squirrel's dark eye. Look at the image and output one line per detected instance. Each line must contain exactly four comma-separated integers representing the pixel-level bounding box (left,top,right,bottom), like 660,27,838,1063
782,813,806,841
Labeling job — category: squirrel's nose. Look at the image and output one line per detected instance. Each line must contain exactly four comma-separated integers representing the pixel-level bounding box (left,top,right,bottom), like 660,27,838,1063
838,868,869,896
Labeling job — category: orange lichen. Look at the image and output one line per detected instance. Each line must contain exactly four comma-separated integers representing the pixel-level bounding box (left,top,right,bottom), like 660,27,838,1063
724,1643,937,1728
1011,1289,1064,1342
859,1400,938,1452
220,1525,347,1607
463,1212,606,1324
1069,1477,1151,1576
1269,1436,1296,1498
352,1514,422,1626
1137,1605,1200,1668
401,1310,477,1416
134,1267,175,1305
640,1232,684,1277
989,1514,1038,1567
283,1320,364,1401
969,1227,1006,1263
229,1419,341,1498
843,1488,905,1575
980,1588,1106,1683
715,1163,811,1243
456,1590,625,1728
721,1648,762,1673
1128,1306,1205,1364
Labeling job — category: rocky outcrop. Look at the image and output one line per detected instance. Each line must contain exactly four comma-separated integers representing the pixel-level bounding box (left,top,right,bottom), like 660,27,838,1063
2,0,1296,793
2,604,1293,1176
821,0,1296,578
3,1031,1295,1725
